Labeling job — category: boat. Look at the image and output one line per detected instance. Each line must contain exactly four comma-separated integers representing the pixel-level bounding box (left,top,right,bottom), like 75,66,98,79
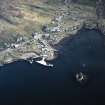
35,57,53,67
27,58,34,64
28,59,33,64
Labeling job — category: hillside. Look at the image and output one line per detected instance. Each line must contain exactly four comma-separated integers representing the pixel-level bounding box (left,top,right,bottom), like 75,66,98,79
0,0,105,65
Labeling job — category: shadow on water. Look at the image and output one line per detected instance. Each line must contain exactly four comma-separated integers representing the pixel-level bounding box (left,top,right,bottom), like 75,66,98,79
0,29,105,105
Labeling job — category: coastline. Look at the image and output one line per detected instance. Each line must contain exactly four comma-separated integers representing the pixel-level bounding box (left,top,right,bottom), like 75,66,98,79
0,2,105,66
0,28,105,66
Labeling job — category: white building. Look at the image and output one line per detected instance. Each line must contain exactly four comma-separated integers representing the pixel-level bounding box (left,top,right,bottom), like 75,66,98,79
50,26,61,32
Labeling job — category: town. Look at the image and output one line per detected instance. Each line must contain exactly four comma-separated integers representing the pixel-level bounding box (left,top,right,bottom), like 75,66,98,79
0,0,102,66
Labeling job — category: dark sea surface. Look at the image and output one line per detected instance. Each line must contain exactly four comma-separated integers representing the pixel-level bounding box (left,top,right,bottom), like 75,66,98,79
0,29,105,105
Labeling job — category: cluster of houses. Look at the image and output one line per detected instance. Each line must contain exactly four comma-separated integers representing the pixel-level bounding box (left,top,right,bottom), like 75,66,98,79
3,36,29,50
32,31,54,58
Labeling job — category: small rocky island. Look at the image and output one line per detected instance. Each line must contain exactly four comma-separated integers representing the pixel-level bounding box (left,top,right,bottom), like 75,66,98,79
0,0,105,65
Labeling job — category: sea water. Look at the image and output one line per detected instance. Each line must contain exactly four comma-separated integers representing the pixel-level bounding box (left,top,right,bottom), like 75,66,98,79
0,29,105,105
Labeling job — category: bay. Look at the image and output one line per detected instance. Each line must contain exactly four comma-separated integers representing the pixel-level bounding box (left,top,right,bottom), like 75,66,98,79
0,29,105,105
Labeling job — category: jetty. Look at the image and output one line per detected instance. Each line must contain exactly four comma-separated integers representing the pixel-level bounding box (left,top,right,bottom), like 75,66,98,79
35,57,53,67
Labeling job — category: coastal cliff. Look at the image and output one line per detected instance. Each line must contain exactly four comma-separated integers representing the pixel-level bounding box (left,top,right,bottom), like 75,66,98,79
0,0,105,65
